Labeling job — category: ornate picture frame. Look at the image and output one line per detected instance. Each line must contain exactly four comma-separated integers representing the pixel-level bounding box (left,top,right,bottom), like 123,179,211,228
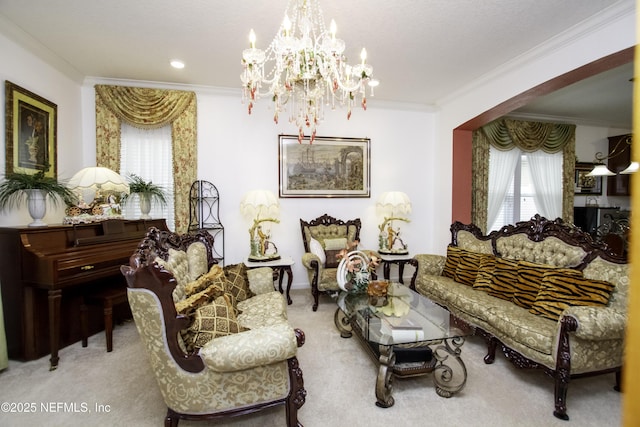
574,162,602,195
4,81,57,178
279,135,371,198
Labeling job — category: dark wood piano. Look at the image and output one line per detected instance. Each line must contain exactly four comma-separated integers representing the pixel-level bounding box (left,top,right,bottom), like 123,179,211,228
0,218,168,370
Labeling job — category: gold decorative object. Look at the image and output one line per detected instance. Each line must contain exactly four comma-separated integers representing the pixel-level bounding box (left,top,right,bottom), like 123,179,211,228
240,190,280,261
367,280,389,307
376,191,411,254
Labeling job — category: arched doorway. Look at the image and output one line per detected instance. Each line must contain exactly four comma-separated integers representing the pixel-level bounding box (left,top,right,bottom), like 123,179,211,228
450,47,634,223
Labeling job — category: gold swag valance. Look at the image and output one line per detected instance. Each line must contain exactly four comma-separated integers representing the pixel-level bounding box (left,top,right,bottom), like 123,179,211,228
95,85,195,129
94,84,197,233
480,119,575,153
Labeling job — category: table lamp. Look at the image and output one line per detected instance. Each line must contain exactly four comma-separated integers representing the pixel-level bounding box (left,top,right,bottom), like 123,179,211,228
240,190,281,261
376,191,411,254
67,166,130,206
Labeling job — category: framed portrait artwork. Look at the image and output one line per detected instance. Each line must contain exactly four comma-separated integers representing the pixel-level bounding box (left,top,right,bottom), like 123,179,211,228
279,134,371,198
5,81,57,178
574,162,603,195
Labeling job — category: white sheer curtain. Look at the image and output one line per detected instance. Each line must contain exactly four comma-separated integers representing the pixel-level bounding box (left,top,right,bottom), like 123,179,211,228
120,123,175,230
487,145,521,229
527,150,563,220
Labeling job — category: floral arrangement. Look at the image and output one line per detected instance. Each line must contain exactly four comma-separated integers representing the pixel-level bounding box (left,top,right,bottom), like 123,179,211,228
337,242,380,294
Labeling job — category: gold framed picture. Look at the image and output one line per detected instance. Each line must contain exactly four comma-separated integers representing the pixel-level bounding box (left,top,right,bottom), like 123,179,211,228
574,162,602,195
5,81,57,178
278,134,371,198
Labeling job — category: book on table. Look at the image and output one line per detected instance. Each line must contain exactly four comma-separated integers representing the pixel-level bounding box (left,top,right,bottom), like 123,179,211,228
380,312,425,343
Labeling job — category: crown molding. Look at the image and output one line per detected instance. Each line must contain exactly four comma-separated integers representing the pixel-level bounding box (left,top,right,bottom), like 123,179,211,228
437,1,635,108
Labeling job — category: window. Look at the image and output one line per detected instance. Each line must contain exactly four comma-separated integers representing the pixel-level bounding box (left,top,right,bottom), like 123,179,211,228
488,146,562,232
120,123,175,230
489,154,539,231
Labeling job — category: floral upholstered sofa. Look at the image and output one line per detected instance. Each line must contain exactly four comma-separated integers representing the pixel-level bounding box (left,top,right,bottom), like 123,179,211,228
121,227,306,426
411,215,627,421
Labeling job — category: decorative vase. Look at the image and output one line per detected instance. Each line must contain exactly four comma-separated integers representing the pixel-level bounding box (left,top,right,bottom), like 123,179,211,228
367,280,389,307
26,189,47,227
139,194,151,219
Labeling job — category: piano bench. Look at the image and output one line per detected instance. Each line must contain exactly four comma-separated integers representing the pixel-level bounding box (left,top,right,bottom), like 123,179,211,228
81,286,129,352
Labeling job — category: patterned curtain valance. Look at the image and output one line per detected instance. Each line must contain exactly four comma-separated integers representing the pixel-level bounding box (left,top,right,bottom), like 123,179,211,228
95,85,195,129
480,119,575,153
94,84,197,233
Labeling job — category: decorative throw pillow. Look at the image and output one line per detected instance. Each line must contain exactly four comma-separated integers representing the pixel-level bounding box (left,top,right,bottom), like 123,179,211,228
454,251,490,286
514,262,582,309
324,237,348,250
443,246,462,279
309,237,326,265
324,237,349,268
529,272,614,321
473,255,497,291
182,295,246,352
223,263,253,303
484,258,519,301
175,282,226,316
513,261,553,309
184,265,224,296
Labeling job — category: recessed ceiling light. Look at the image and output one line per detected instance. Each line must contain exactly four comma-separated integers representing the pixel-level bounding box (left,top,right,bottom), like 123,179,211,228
170,60,185,69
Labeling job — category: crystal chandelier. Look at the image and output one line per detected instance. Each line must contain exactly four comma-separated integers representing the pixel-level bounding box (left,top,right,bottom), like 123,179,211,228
241,0,378,143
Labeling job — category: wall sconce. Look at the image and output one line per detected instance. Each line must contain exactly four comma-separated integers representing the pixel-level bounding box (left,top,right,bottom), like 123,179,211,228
587,135,634,176
376,191,411,254
240,190,280,261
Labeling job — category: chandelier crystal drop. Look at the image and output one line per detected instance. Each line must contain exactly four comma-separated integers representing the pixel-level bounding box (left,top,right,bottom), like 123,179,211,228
241,0,378,143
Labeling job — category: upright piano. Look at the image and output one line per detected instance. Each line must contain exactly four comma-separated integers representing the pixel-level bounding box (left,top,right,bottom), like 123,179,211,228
0,218,168,369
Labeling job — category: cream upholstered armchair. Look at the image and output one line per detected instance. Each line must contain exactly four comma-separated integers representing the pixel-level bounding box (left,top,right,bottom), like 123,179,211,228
300,214,377,311
121,228,306,427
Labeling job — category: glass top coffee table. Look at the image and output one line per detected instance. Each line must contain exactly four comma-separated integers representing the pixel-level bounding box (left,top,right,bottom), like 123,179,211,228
335,282,471,407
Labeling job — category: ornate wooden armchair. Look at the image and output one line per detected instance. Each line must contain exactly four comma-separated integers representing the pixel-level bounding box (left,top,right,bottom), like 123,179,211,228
121,228,306,426
300,214,377,311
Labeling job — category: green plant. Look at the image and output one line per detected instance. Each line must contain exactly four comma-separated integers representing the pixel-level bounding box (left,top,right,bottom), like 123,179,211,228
0,169,77,211
122,174,167,206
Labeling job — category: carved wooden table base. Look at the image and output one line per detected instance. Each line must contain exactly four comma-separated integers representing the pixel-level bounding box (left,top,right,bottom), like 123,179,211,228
334,307,468,407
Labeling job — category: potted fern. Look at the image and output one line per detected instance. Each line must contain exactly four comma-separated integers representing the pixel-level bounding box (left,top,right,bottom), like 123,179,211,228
0,169,77,227
121,174,167,219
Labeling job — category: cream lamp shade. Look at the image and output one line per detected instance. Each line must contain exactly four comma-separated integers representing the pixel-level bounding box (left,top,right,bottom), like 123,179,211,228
240,190,280,220
376,191,412,218
67,167,129,204
586,164,615,177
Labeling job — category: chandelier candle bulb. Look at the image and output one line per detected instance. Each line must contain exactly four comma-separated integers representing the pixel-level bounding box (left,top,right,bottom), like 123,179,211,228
249,29,256,49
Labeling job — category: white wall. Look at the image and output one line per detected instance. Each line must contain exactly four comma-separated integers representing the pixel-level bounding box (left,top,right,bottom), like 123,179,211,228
0,31,84,227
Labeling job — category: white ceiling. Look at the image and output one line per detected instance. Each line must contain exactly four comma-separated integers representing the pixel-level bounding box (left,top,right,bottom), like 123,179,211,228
0,0,634,128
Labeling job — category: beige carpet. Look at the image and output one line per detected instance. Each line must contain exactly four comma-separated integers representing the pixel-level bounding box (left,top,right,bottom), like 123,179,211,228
0,289,621,427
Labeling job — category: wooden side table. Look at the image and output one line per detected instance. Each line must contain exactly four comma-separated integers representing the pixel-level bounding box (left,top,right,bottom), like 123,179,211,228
380,254,418,288
244,255,295,304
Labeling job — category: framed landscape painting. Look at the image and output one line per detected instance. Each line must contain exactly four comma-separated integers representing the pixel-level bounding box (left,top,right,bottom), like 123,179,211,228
279,135,370,198
4,81,57,178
